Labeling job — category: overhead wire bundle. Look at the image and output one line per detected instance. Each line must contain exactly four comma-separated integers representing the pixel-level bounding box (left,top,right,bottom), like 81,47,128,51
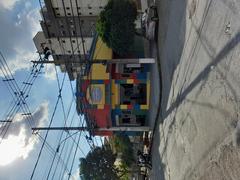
0,51,71,175
30,0,102,179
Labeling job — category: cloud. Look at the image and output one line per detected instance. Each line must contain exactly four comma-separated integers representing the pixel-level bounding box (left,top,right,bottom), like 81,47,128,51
0,102,49,166
71,170,80,180
0,0,20,10
25,7,41,37
64,170,80,180
5,48,39,75
0,3,42,77
43,56,57,81
0,4,55,81
44,65,57,81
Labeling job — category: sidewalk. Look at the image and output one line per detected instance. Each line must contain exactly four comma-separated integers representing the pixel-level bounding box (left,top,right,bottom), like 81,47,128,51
150,0,240,179
142,1,163,178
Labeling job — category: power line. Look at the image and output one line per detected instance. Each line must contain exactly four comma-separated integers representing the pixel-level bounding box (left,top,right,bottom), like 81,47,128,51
0,52,71,175
30,73,66,180
46,66,82,179
31,0,107,178
60,113,85,180
0,52,45,141
33,1,87,178
51,109,78,180
67,127,82,180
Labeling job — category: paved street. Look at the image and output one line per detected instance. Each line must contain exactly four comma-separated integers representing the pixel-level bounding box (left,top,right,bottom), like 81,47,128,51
148,40,161,129
150,0,240,179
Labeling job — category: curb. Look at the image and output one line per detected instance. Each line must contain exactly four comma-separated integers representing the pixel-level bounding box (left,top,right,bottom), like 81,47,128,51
148,6,163,156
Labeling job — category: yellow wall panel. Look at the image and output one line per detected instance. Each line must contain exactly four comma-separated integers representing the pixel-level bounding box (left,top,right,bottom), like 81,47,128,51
120,105,128,109
97,104,105,109
111,81,119,108
126,79,134,84
93,38,112,60
140,105,149,110
90,37,112,80
83,37,112,80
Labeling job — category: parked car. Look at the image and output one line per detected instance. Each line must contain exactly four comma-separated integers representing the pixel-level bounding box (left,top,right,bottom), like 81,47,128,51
141,5,158,40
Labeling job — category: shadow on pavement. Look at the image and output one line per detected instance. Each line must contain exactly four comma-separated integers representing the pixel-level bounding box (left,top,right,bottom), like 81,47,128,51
157,0,187,123
163,31,240,120
150,0,187,179
151,0,240,178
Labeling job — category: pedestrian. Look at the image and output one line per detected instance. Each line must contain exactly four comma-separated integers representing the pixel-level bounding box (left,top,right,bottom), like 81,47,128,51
137,150,152,169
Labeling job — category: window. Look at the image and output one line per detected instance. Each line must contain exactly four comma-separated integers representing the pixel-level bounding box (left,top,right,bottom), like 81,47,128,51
61,30,65,35
99,6,103,9
55,7,59,10
122,117,130,124
72,30,76,36
72,40,76,43
66,7,70,10
78,12,82,15
62,40,65,43
122,110,131,114
67,13,71,16
77,7,81,9
88,6,92,9
56,13,60,16
68,50,71,54
122,74,130,78
89,12,92,15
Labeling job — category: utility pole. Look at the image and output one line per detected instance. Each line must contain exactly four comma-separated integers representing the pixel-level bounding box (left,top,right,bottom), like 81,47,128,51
0,120,12,123
31,58,155,65
32,126,151,132
32,127,89,131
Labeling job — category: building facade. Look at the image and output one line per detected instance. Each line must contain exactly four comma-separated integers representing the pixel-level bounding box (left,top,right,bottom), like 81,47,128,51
33,0,108,80
76,36,153,136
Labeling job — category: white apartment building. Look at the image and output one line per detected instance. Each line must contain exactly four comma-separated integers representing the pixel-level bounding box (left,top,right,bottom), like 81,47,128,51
33,0,108,80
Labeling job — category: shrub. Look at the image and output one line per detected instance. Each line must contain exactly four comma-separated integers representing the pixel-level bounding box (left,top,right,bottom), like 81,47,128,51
96,0,137,55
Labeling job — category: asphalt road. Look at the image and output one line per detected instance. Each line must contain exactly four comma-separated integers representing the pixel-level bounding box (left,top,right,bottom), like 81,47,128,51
150,0,240,179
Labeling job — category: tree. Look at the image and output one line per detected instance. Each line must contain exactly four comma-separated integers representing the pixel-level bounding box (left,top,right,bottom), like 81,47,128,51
97,0,137,56
79,145,119,180
113,135,134,166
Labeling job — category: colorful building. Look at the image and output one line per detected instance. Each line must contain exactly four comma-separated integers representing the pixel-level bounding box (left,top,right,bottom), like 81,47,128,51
76,36,154,136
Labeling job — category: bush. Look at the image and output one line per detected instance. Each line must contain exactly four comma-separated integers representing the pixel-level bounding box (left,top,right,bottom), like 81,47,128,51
96,0,137,56
113,135,134,166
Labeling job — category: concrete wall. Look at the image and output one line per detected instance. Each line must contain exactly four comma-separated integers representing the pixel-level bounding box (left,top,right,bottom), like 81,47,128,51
50,0,108,16
33,31,92,55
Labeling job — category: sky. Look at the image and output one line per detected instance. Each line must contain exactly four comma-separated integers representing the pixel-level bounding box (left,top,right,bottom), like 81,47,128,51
0,1,100,179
